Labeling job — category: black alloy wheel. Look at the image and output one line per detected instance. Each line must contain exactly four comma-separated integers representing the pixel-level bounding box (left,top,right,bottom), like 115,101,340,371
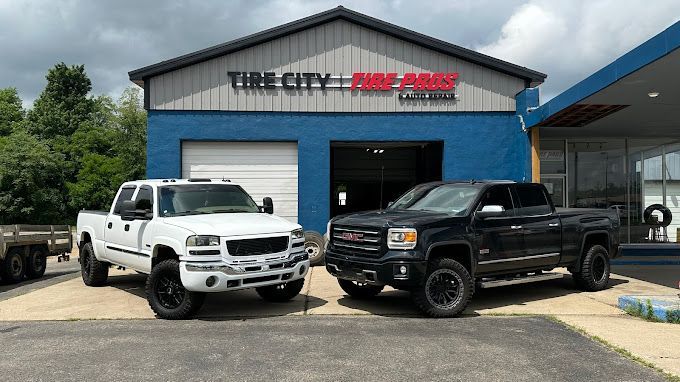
425,269,463,310
156,274,187,309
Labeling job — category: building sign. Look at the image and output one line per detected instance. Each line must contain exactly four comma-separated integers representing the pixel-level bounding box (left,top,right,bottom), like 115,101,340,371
226,71,459,100
540,150,564,161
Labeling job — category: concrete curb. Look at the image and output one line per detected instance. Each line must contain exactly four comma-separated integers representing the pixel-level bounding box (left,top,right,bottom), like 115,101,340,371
618,295,680,323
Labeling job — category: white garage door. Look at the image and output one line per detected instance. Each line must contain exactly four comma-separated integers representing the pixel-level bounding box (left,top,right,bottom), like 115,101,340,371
181,141,298,223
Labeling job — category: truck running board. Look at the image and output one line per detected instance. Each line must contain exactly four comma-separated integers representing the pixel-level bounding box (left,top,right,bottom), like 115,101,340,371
477,272,563,289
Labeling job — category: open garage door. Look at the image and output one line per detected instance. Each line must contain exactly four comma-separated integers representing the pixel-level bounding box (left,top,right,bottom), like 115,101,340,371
181,141,298,223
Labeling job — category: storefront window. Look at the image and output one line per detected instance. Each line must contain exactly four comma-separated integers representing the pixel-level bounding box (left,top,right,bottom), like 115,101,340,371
567,140,626,210
540,140,566,207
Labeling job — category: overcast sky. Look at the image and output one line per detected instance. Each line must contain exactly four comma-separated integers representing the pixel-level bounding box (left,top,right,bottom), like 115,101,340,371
1,0,679,108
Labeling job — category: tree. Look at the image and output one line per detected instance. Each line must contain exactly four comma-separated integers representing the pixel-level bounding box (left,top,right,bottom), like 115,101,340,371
26,63,95,140
0,131,65,224
67,153,127,212
0,88,24,136
115,87,147,180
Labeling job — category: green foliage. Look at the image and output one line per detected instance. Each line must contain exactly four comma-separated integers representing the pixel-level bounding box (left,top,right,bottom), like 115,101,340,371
26,63,95,140
0,131,65,224
67,154,127,211
114,87,147,180
0,63,147,224
0,88,24,136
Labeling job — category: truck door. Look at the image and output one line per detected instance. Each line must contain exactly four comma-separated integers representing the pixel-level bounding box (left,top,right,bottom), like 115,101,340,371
104,185,137,263
511,184,561,268
472,185,525,274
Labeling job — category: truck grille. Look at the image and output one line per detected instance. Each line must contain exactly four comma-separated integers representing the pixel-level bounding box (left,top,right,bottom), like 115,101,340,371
226,236,289,256
331,226,383,257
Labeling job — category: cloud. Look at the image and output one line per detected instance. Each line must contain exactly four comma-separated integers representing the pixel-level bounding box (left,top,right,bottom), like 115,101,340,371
478,0,680,101
0,0,679,107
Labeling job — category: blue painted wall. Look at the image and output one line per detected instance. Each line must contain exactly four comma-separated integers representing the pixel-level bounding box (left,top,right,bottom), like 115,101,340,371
147,111,531,233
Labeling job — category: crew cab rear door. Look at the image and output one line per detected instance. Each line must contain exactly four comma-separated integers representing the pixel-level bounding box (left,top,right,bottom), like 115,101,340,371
105,185,154,271
511,184,561,267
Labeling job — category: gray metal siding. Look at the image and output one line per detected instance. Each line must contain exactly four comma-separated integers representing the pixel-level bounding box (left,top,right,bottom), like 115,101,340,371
149,20,525,112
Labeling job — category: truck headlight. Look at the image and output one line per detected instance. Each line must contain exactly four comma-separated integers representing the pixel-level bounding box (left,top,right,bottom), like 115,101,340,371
387,228,417,250
186,235,220,246
291,228,304,239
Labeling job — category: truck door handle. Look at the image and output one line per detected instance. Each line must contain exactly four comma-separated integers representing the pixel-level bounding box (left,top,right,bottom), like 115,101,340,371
107,222,112,229
124,224,130,232
510,225,522,230
548,223,560,227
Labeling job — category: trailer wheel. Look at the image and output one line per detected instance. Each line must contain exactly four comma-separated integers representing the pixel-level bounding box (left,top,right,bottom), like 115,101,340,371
572,244,610,292
411,257,473,318
256,279,305,302
146,259,205,320
80,242,109,287
26,245,48,279
304,231,325,266
1,248,26,284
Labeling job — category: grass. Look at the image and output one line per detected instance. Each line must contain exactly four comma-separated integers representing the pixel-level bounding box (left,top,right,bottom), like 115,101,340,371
622,298,680,324
546,315,680,382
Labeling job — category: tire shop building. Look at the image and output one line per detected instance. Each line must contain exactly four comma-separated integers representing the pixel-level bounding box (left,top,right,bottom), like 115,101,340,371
128,6,548,235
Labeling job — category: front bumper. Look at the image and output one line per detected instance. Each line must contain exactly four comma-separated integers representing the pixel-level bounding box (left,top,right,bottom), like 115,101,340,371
180,253,310,292
325,250,426,288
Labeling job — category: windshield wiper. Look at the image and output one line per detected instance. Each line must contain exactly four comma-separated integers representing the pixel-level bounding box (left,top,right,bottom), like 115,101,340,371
211,209,253,213
165,211,208,217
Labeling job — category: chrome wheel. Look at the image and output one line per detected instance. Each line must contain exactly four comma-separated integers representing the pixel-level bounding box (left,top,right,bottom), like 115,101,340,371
305,241,321,260
425,269,463,310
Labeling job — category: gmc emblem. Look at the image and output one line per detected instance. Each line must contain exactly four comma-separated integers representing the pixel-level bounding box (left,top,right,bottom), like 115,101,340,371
341,232,364,242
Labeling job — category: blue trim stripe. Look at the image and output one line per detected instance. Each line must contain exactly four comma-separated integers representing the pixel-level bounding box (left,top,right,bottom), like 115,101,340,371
612,260,680,265
526,21,680,127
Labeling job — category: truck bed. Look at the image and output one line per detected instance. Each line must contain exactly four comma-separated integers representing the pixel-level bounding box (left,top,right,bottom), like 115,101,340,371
0,224,73,257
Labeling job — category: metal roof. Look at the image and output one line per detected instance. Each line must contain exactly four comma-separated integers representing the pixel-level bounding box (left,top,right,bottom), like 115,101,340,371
128,6,546,86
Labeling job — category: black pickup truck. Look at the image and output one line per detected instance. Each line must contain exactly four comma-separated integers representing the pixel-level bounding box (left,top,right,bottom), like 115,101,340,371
325,181,621,317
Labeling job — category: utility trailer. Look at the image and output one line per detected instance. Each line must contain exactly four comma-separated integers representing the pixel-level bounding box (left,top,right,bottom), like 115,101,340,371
0,225,72,284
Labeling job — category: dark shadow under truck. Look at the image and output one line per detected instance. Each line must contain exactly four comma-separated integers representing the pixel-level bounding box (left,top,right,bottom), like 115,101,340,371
325,181,621,317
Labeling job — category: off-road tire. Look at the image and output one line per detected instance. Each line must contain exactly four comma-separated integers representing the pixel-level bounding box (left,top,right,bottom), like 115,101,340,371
1,248,26,284
304,231,326,266
80,242,109,286
256,279,305,302
338,278,384,299
146,259,205,319
572,244,610,292
26,245,48,279
411,257,473,318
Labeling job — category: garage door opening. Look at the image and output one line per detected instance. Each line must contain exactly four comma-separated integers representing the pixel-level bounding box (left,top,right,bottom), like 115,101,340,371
330,142,443,217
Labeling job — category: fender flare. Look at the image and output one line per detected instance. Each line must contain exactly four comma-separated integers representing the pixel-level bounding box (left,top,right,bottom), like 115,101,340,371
425,240,475,275
573,230,611,272
151,236,184,259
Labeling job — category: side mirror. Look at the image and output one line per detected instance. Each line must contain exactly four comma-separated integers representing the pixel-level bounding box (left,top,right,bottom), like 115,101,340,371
120,200,152,221
120,200,137,221
387,201,394,207
262,197,274,214
476,205,505,219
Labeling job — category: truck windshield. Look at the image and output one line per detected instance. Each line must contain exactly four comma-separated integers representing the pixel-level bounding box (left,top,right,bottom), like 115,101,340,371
158,184,260,217
388,184,480,215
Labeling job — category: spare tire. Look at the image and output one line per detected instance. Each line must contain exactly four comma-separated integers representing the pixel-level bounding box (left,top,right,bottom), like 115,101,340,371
304,231,326,266
643,204,672,227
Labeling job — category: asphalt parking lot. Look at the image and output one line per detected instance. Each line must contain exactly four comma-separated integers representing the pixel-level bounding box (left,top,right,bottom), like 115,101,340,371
0,255,678,380
0,316,668,382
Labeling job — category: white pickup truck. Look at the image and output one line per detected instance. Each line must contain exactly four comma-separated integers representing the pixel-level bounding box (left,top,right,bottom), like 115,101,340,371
76,179,310,319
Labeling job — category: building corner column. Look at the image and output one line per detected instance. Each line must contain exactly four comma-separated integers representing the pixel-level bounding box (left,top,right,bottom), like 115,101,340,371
531,127,540,183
